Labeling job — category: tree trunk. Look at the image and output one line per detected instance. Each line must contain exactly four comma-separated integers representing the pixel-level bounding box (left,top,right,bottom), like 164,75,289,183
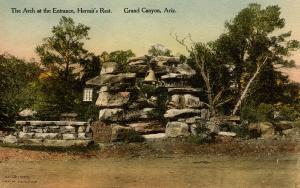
200,69,215,115
232,57,269,115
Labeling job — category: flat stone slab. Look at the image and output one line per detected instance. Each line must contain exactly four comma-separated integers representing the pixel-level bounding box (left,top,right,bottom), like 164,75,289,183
86,73,136,86
16,121,88,126
128,56,147,62
218,131,237,137
96,92,130,107
164,109,201,118
167,88,202,94
165,122,190,137
153,56,180,63
143,133,166,142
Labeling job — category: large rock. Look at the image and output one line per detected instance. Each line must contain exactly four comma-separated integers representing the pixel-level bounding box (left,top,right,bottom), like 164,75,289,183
128,56,147,63
99,82,135,92
111,125,134,142
34,133,59,139
218,131,236,137
167,88,202,94
274,121,293,130
31,128,44,133
124,108,156,121
18,132,34,139
200,109,210,120
86,73,136,86
175,64,196,76
100,62,119,75
78,133,87,139
259,122,275,139
282,127,300,140
91,121,112,143
65,125,76,132
178,116,202,124
163,80,191,88
153,56,180,63
161,73,189,80
165,121,190,137
19,108,37,117
48,126,60,133
128,97,157,109
128,121,165,134
2,135,17,144
141,108,156,119
168,94,203,108
128,60,147,65
248,122,275,139
62,134,76,140
206,120,220,134
99,86,109,92
99,108,123,121
96,92,130,107
164,109,201,118
143,133,166,142
127,64,148,74
59,125,75,134
78,126,85,133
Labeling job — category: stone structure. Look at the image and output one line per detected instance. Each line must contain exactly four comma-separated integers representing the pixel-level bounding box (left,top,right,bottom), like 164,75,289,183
13,121,93,147
86,55,210,141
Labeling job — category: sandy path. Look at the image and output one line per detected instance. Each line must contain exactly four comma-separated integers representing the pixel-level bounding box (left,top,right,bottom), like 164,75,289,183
1,155,299,188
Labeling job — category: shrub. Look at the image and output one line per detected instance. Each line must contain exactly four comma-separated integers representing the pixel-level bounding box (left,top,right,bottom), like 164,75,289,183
218,121,248,137
241,103,274,122
124,130,145,143
188,123,213,144
188,134,212,144
256,103,274,122
241,104,257,122
277,104,300,121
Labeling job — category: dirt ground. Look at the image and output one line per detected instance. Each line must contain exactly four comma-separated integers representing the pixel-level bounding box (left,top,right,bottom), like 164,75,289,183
0,139,299,188
0,138,299,161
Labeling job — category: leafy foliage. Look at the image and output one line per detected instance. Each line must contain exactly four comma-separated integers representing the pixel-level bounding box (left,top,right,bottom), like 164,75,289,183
124,130,145,143
0,54,41,126
148,44,172,56
188,123,213,144
35,17,100,120
100,50,135,72
241,103,274,122
213,3,300,114
276,104,300,121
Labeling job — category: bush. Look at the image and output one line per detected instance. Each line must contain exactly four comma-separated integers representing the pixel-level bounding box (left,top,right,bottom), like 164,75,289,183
188,134,212,144
241,103,274,122
218,121,249,138
256,103,274,122
277,104,300,121
241,104,257,122
188,123,213,144
124,130,145,143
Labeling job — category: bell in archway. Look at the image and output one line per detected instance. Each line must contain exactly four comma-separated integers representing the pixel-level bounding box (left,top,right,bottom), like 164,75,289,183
144,69,157,83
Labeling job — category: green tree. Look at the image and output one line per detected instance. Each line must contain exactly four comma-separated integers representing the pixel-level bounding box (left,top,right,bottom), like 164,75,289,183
100,50,135,71
148,44,172,56
36,16,90,81
213,3,300,115
35,16,100,119
0,54,41,126
105,50,135,64
172,34,232,115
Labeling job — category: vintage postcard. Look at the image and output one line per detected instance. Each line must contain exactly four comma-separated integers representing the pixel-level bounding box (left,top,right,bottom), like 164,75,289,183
0,0,299,187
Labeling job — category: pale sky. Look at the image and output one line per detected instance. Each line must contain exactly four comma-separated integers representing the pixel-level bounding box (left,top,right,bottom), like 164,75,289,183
0,0,299,82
